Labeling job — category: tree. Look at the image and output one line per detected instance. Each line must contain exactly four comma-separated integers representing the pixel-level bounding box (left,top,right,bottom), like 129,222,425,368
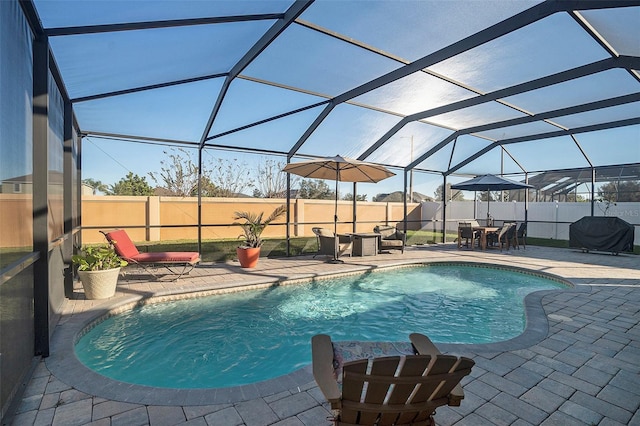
190,176,220,197
343,193,367,201
108,172,154,196
149,148,200,197
149,148,255,197
598,180,640,202
434,184,464,201
297,179,335,200
252,158,297,198
566,193,587,202
209,157,255,197
478,191,500,202
82,178,108,195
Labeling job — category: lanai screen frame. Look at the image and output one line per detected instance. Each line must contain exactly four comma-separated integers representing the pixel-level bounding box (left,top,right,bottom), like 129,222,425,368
25,0,640,251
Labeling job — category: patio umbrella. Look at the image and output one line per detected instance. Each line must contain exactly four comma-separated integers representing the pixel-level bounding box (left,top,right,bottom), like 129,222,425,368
451,174,533,219
283,155,395,235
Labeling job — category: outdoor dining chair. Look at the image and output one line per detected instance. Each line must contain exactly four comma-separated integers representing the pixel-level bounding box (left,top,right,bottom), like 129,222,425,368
457,222,478,249
493,222,517,251
514,222,527,249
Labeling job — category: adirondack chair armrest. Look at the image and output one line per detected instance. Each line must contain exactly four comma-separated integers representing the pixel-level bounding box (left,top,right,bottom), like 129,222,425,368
409,333,441,356
448,384,465,406
311,334,342,409
410,333,466,406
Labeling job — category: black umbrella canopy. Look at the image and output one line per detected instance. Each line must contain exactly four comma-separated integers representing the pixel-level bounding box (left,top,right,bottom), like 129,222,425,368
451,174,533,220
451,174,533,191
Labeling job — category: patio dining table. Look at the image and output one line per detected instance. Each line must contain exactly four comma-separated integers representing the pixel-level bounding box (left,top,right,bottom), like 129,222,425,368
473,226,499,250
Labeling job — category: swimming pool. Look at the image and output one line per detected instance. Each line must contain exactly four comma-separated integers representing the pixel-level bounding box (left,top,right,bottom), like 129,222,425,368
75,264,566,389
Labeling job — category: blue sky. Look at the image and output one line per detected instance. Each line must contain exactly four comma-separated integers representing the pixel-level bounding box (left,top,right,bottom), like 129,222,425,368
32,0,639,199
81,136,424,199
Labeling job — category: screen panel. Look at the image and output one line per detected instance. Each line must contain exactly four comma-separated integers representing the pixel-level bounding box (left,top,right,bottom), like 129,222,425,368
428,13,609,93
74,78,225,142
243,24,401,97
50,21,272,99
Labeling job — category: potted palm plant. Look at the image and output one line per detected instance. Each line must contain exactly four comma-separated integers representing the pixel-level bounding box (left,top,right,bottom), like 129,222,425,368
72,241,128,299
233,205,287,268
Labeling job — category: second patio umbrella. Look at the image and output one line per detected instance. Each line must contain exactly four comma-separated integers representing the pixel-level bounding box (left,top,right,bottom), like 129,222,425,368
451,174,533,219
283,155,395,235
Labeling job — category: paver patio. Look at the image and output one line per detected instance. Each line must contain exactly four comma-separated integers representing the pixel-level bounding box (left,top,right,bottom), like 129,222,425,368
6,243,640,426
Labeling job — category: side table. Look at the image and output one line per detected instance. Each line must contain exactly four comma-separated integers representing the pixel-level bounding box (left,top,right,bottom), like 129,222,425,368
351,233,379,256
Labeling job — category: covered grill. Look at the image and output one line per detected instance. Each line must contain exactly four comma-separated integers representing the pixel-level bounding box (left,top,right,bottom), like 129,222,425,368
569,216,635,254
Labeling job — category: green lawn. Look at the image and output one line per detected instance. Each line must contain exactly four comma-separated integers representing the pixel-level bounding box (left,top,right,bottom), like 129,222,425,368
67,230,639,265
137,230,443,262
3,231,636,271
138,237,318,262
0,247,33,270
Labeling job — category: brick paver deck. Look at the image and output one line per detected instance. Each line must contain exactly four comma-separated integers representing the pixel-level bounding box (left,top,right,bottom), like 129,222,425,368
6,243,640,425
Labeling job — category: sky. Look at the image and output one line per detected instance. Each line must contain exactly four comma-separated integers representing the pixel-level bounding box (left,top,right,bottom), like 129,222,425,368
31,0,639,199
81,136,436,199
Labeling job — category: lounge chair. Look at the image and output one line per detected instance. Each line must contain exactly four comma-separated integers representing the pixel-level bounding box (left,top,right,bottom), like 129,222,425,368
373,225,406,253
101,229,200,280
312,333,475,426
312,227,353,261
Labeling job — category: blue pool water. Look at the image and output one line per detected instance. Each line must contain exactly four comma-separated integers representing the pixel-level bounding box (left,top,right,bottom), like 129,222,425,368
75,264,565,389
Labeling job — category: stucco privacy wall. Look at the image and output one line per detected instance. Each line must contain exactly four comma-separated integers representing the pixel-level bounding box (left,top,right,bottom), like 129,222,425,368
3,195,638,247
0,194,33,248
77,196,421,244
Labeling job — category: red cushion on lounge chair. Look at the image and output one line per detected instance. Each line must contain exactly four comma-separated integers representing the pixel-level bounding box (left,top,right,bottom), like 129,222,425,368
130,252,200,264
104,230,139,258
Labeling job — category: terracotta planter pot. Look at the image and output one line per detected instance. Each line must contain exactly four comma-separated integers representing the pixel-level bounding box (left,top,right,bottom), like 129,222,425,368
237,247,260,268
78,268,121,299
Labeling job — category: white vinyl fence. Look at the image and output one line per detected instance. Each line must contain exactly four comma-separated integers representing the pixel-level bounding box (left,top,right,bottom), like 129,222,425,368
421,201,640,246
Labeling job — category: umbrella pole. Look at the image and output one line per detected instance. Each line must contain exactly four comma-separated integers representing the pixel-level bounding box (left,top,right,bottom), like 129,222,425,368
334,174,338,237
330,169,344,264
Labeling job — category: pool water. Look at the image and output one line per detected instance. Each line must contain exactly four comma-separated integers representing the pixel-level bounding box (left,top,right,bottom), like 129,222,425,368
75,264,565,389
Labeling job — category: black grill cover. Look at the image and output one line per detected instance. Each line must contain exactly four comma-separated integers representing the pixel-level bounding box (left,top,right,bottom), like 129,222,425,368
569,216,635,253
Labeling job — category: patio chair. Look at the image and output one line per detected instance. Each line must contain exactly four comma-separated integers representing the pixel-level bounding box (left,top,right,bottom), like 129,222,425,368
312,227,353,260
490,223,516,251
101,230,200,280
457,222,477,250
373,225,406,253
514,222,527,249
312,333,475,426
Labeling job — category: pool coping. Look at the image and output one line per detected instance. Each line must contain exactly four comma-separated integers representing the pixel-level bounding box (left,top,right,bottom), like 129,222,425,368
45,259,583,406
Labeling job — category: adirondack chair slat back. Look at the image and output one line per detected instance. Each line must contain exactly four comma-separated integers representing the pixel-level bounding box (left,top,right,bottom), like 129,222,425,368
339,354,474,425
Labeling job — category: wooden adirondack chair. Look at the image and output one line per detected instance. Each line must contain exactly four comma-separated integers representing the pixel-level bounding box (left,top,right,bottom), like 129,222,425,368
312,334,475,425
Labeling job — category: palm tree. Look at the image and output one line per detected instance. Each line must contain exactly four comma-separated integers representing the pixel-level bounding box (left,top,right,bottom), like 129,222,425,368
82,178,108,195
233,205,287,248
